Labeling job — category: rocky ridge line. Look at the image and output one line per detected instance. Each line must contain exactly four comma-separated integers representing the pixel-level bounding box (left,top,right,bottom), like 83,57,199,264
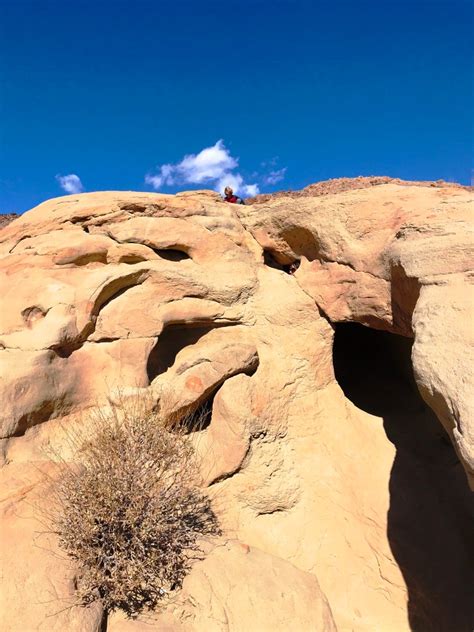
247,175,472,204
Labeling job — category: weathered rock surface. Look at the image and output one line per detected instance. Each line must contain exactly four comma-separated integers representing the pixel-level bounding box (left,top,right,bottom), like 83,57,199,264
0,181,473,632
107,540,337,632
0,463,104,632
238,183,474,484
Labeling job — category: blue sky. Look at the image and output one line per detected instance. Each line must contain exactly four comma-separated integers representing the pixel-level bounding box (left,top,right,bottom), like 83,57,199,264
0,0,472,214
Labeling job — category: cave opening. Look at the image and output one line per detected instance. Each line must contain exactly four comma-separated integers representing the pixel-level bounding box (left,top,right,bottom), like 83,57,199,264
333,322,474,632
263,249,285,271
333,322,419,420
263,249,300,275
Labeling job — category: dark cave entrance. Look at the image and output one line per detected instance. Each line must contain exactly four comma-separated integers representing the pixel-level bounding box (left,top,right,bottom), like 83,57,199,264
333,322,474,632
333,322,421,420
263,250,300,274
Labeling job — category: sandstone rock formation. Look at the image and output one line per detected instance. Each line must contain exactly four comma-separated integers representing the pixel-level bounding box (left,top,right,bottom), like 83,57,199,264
107,541,337,632
0,181,473,632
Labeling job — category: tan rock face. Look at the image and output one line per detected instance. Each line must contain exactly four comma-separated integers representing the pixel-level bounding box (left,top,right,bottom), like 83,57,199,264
237,183,474,484
0,463,104,632
0,182,473,632
107,541,337,632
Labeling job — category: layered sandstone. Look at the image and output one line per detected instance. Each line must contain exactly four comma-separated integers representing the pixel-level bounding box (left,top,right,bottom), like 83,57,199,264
0,182,473,632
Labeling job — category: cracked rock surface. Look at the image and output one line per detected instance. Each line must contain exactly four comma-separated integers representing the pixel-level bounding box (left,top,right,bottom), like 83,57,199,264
0,182,473,632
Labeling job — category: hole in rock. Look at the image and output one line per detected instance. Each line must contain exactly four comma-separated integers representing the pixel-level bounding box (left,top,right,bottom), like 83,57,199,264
334,323,417,419
263,250,284,271
263,249,300,274
333,322,474,632
177,391,216,434
285,260,300,275
146,323,229,383
151,248,190,262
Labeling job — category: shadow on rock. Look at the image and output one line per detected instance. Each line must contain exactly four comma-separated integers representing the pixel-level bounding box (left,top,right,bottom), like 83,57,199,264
333,322,474,632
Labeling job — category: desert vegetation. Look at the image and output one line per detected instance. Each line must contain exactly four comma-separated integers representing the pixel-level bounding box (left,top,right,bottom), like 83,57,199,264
48,397,220,616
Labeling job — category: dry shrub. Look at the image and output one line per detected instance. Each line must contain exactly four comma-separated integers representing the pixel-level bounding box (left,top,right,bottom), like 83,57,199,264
51,396,220,616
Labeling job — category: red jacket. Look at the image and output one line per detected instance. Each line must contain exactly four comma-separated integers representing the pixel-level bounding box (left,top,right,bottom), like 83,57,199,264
224,195,244,204
224,195,239,204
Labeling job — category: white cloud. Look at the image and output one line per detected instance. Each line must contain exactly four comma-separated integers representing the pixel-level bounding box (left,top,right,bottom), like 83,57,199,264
144,173,164,189
146,140,257,196
56,173,84,194
145,164,175,190
264,168,287,185
178,140,237,183
243,183,260,196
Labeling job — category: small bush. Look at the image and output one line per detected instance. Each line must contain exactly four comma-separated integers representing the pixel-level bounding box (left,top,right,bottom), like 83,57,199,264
51,397,220,616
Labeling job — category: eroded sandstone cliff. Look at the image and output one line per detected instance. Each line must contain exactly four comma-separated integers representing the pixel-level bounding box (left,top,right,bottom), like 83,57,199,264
0,181,472,632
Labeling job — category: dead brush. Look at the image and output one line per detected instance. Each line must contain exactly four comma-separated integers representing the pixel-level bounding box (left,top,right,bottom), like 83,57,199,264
47,395,220,617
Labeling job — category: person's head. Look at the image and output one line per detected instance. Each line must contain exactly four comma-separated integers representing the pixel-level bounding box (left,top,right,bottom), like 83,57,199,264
224,186,233,198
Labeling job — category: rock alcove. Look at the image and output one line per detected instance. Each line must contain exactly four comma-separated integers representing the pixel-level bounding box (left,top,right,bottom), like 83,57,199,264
333,322,474,632
146,323,226,382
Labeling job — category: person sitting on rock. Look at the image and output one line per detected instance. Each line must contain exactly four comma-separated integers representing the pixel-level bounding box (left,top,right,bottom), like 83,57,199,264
223,186,245,204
